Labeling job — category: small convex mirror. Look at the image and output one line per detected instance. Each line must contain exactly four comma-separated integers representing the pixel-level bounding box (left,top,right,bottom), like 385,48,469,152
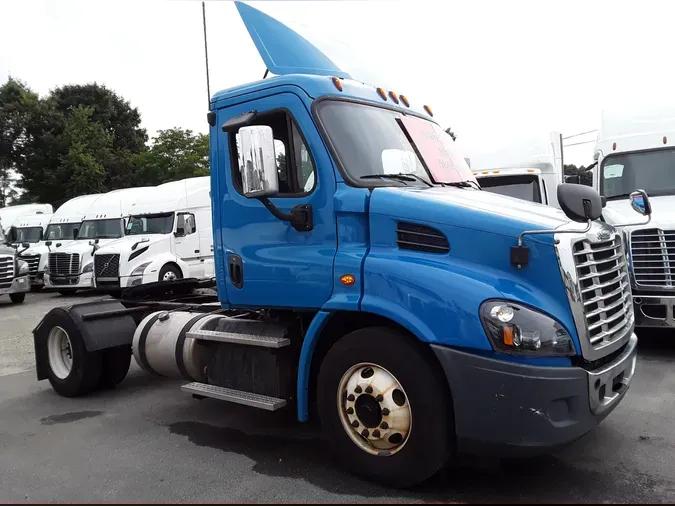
237,125,279,198
630,189,652,216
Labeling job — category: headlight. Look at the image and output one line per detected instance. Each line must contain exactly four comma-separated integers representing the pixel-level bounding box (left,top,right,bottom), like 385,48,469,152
131,262,151,277
480,300,575,356
18,260,29,275
82,262,93,273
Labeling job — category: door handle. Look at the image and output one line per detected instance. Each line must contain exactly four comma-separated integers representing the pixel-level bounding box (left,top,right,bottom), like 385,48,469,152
228,254,243,289
194,249,199,253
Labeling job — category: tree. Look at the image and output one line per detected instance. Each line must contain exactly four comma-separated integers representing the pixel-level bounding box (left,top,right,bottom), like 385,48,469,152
133,128,209,186
0,78,38,206
444,127,457,141
564,164,593,186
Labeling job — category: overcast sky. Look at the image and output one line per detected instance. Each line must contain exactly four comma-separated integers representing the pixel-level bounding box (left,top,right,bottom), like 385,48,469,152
1,0,673,167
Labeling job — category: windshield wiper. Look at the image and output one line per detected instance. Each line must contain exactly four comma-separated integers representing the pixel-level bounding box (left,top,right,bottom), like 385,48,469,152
444,180,481,190
360,173,433,187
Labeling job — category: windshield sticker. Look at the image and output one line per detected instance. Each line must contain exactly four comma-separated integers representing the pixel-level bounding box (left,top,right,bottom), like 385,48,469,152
398,116,475,184
604,164,624,179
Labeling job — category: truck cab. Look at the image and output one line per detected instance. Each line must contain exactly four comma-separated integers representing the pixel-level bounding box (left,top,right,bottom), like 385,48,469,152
31,2,651,488
0,203,53,235
469,131,564,207
589,106,675,329
44,188,152,294
92,176,214,291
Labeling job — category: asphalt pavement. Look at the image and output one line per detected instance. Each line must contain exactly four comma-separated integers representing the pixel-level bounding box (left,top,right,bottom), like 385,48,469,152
0,292,674,502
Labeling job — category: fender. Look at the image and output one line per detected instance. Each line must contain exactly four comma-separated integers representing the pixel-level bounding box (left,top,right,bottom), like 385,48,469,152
137,253,190,284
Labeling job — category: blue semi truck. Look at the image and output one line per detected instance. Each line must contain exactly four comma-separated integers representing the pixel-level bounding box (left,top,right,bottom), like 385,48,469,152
32,2,653,488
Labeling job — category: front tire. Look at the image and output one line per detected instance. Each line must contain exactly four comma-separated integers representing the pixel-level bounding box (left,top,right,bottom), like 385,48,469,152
10,293,25,304
317,326,453,488
158,264,182,283
42,309,102,397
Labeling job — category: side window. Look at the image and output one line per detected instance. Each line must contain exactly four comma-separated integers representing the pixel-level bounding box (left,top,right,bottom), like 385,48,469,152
176,213,196,236
231,109,316,196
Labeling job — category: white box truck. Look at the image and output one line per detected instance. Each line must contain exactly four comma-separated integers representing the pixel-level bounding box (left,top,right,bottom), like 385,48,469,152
93,176,214,291
19,194,103,291
44,188,153,295
469,131,564,207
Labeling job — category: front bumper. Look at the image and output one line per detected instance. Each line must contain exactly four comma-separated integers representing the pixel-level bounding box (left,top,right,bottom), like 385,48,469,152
0,275,30,295
632,294,675,328
44,271,93,289
431,333,638,457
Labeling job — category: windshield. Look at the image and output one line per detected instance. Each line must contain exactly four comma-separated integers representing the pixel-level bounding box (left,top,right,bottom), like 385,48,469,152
45,223,80,241
76,219,123,240
316,100,476,187
602,148,675,198
13,227,43,243
479,175,543,203
126,213,174,235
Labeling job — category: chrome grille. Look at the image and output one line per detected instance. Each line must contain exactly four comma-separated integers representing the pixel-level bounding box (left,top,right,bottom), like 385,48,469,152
0,256,14,288
94,253,120,278
573,235,633,347
630,228,675,289
20,254,40,276
48,252,80,276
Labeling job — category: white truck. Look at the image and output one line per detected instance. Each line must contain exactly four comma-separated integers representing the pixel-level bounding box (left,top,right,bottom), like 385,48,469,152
44,188,153,295
0,203,53,235
9,214,53,246
583,105,675,329
19,194,103,291
469,131,564,208
93,177,214,291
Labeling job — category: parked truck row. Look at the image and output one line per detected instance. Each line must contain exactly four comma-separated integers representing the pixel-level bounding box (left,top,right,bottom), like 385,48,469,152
29,2,654,489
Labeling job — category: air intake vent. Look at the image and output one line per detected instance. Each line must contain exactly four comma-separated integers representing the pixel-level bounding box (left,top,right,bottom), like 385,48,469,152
396,222,449,254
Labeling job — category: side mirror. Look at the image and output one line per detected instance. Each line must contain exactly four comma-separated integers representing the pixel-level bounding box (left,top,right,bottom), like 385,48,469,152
238,125,279,198
601,196,607,208
564,175,580,184
174,227,185,237
557,183,603,223
630,189,652,216
21,242,29,249
72,228,79,240
45,241,52,247
382,149,417,175
7,228,16,243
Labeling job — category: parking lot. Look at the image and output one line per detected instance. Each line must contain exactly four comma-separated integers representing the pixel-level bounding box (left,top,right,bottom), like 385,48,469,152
0,291,674,502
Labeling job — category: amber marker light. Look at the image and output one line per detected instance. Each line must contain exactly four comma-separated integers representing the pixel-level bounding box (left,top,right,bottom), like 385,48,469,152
340,274,356,286
332,76,343,91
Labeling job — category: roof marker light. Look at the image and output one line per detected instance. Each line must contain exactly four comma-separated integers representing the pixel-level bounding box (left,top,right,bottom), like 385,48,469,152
664,136,668,145
400,95,410,107
612,142,617,151
424,105,433,116
376,87,387,101
388,91,399,104
332,76,343,92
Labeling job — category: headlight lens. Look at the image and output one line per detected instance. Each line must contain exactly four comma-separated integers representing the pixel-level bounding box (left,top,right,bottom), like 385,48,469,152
18,260,29,275
131,262,151,277
82,262,93,273
480,300,575,356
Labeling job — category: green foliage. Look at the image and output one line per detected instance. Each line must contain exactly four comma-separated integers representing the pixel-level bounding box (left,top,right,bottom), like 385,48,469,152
564,164,593,186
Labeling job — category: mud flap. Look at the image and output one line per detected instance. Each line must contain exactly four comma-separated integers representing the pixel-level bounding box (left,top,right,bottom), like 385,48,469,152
33,300,138,381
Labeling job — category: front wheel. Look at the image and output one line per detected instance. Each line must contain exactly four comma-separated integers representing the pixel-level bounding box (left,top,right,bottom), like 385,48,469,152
317,326,454,488
10,293,25,304
158,264,182,282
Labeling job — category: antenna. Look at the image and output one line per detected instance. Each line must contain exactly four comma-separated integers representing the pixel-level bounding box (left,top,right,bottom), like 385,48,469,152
202,1,211,109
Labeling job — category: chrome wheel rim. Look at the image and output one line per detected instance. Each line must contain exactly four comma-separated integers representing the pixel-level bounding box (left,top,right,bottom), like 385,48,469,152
163,270,177,281
47,326,73,380
337,362,412,456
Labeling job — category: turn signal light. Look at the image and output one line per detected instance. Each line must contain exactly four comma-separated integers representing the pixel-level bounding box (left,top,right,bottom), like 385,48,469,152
340,274,356,286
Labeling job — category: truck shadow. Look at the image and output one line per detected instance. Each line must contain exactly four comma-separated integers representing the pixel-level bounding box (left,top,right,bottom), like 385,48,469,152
166,418,665,502
636,328,675,362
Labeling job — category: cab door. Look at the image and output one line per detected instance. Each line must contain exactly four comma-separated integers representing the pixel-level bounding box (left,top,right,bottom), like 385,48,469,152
214,91,337,309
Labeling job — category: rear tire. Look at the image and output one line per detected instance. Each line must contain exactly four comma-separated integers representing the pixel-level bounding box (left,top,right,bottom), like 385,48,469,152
97,346,132,390
317,326,454,488
10,293,25,304
42,309,102,397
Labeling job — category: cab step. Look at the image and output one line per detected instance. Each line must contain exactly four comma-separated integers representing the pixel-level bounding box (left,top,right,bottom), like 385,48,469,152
186,328,290,348
181,382,287,411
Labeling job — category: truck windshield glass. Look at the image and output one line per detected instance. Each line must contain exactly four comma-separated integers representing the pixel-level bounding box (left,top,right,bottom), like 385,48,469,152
76,219,123,239
317,100,476,187
479,175,542,203
602,148,675,198
126,213,174,235
14,227,43,243
45,223,80,241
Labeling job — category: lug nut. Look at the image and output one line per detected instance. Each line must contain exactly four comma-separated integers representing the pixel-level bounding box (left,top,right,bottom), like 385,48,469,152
351,420,359,428
361,429,369,437
355,386,362,394
376,394,383,402
347,394,355,402
380,421,389,429
382,408,390,416
365,386,373,394
373,429,381,438
346,407,354,415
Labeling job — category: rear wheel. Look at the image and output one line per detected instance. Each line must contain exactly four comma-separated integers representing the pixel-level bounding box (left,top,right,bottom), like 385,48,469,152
9,293,25,304
317,326,453,488
42,311,102,397
97,346,132,390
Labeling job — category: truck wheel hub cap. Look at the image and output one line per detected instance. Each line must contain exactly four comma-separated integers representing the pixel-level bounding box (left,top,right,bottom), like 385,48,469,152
337,363,412,456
